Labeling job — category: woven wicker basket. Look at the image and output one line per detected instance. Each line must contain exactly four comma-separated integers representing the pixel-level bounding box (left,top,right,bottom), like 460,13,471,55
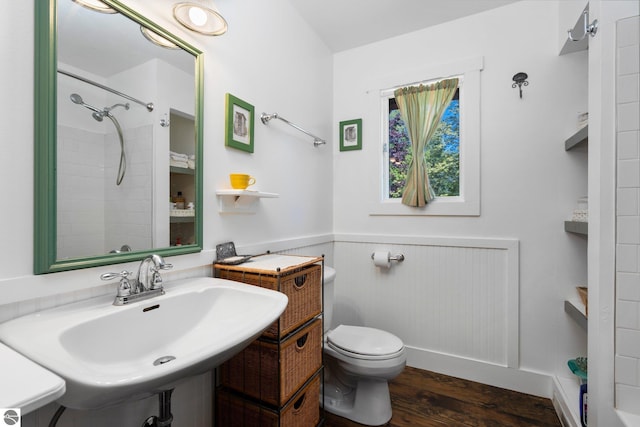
216,373,321,427
216,264,322,338
220,319,322,406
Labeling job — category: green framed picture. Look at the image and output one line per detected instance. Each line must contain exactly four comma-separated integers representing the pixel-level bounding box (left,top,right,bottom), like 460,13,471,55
225,93,255,153
339,118,362,151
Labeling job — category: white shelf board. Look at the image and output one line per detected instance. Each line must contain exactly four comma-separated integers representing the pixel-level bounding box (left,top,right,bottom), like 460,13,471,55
215,190,279,214
565,298,587,331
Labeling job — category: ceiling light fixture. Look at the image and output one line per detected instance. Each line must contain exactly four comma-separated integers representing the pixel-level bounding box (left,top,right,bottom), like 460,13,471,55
140,26,180,50
173,2,228,36
71,0,117,14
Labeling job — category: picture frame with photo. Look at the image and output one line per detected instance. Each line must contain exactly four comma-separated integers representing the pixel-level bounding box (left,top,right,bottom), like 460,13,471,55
339,118,362,151
225,93,255,153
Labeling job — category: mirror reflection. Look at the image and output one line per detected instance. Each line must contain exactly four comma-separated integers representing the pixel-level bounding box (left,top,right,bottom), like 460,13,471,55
56,0,198,260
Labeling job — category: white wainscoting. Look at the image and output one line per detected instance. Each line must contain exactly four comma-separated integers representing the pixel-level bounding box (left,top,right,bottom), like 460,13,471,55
331,234,549,395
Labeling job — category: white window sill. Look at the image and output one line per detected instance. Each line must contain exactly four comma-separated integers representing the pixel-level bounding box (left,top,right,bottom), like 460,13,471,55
370,197,479,216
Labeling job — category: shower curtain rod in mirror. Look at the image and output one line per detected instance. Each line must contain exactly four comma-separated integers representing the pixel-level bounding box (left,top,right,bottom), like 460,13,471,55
57,69,154,112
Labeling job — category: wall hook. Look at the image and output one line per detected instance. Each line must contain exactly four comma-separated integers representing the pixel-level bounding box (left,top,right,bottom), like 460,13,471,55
512,72,528,99
567,10,598,42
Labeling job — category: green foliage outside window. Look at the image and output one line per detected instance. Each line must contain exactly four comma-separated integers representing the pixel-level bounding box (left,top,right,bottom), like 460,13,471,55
388,100,460,198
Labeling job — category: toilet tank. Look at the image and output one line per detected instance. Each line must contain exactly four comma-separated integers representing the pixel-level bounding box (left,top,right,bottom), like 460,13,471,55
323,266,336,333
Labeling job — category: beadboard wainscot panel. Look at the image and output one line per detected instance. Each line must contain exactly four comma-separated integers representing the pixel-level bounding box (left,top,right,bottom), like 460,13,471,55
332,235,547,396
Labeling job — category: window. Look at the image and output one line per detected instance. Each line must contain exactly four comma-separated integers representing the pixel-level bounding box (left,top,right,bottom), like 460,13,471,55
373,57,482,216
386,86,460,199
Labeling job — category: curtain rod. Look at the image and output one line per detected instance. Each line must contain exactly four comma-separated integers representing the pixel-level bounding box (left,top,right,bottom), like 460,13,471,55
57,69,154,112
260,112,326,147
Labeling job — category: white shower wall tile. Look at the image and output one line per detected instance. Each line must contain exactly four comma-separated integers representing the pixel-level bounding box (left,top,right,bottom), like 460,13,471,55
618,102,640,132
618,300,640,329
618,159,640,188
618,188,639,215
618,329,640,359
616,355,640,386
618,216,640,244
618,45,640,76
617,384,640,410
616,15,640,414
618,15,640,47
618,130,640,160
617,244,638,272
618,74,640,104
618,272,640,301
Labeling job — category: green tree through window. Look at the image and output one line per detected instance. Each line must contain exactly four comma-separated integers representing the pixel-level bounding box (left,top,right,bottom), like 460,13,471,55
388,90,460,198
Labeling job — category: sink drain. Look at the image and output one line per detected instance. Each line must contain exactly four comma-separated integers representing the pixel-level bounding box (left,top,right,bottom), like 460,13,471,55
153,356,176,366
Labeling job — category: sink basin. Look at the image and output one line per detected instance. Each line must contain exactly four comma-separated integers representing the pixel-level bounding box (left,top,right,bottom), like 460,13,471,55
0,277,287,410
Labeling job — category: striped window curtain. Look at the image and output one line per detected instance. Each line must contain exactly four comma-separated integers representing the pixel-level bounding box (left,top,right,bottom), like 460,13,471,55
394,78,459,207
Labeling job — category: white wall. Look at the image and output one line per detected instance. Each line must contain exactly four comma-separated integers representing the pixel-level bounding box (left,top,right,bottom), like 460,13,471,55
0,0,333,425
332,0,589,393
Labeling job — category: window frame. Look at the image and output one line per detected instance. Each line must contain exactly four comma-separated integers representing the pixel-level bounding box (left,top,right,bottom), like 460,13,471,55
371,57,482,217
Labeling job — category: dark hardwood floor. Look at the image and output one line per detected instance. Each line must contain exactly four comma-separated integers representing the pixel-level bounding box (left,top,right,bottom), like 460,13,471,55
324,367,561,427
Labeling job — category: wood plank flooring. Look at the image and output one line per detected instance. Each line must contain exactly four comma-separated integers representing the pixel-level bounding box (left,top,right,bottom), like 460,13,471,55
324,367,561,427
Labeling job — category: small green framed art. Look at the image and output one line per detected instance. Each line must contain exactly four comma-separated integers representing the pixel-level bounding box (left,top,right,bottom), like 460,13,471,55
225,93,255,153
339,118,362,151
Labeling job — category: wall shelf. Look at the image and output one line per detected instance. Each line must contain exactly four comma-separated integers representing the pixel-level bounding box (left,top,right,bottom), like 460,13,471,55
216,190,279,214
170,216,195,224
565,126,588,151
565,299,587,331
565,221,588,235
170,166,195,175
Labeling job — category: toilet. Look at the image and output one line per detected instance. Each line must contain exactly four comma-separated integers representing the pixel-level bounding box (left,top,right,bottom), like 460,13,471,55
322,266,406,426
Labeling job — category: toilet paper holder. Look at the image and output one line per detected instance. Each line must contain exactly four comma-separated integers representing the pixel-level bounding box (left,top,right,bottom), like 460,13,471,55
370,252,405,262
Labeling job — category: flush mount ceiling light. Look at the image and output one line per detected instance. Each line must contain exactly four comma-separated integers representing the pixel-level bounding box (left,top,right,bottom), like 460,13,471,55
173,2,228,36
140,26,180,50
71,0,117,14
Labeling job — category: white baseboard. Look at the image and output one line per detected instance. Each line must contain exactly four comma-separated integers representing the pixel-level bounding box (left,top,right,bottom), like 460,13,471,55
405,345,553,399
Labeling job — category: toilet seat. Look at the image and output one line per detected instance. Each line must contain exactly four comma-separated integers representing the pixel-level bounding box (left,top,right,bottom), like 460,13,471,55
327,325,405,360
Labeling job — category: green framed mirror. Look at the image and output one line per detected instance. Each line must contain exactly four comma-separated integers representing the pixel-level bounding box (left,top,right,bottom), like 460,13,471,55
34,0,204,274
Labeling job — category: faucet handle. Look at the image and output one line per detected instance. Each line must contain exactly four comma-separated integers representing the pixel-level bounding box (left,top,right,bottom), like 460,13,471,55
100,270,132,281
158,262,173,271
101,270,133,297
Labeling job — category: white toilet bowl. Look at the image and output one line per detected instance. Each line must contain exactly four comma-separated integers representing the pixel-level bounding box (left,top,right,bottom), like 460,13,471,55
322,267,406,426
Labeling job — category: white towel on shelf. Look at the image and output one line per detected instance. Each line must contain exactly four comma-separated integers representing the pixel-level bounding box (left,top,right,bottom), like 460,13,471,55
170,151,189,161
170,159,189,168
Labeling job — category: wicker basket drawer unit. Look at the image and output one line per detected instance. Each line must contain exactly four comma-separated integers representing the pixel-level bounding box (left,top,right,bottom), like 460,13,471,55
220,318,322,406
215,256,322,338
216,373,321,427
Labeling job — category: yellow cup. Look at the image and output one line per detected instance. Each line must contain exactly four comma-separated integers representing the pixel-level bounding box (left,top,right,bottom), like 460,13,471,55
230,173,256,189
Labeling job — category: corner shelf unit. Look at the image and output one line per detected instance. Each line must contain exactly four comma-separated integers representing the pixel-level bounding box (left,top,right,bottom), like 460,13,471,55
216,189,279,214
554,89,589,427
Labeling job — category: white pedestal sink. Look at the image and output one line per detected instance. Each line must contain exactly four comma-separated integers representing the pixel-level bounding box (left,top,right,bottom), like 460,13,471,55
0,277,287,410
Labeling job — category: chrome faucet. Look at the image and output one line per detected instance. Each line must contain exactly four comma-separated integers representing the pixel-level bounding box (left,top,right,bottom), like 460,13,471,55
136,254,173,293
101,254,173,306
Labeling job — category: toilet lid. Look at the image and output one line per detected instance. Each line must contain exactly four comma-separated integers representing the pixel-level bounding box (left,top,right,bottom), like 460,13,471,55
327,325,404,357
